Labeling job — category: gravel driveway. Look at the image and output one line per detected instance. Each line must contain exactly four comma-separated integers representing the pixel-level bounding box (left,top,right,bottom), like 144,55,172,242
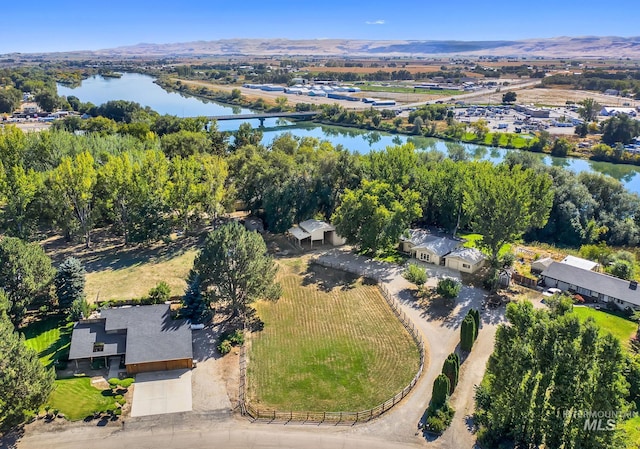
315,248,505,448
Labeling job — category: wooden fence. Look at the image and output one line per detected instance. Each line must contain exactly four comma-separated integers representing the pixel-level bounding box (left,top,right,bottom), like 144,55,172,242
512,272,538,288
237,257,426,425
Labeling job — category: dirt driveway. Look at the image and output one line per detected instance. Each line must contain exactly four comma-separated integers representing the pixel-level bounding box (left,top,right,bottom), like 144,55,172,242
191,325,236,412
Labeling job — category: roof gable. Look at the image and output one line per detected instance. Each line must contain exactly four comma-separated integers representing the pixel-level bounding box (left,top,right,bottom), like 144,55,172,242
71,304,192,365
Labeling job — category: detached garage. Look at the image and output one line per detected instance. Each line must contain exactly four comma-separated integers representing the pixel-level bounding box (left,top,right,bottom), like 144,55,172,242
445,247,486,274
69,304,193,375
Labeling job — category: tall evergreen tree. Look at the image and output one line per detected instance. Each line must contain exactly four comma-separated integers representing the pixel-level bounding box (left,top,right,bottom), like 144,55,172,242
442,353,460,394
181,271,210,324
54,257,86,310
192,221,281,319
0,291,55,430
431,374,450,408
460,315,476,352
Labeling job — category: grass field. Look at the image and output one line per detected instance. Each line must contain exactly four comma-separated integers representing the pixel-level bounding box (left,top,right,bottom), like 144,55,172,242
46,377,117,420
248,259,420,412
23,315,73,368
573,307,637,351
85,249,196,302
459,233,511,258
357,84,464,96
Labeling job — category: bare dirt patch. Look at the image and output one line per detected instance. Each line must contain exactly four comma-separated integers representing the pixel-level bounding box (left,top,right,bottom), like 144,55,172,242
471,87,639,107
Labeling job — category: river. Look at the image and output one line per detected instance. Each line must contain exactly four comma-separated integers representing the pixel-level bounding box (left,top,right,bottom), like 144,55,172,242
57,73,640,195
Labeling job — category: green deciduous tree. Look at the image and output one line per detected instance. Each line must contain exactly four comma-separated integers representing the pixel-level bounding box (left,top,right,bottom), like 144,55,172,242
550,137,574,157
404,263,427,286
160,130,211,158
34,90,60,112
436,278,462,299
192,222,281,319
50,151,97,247
475,301,629,448
0,237,55,326
332,180,421,255
464,163,553,262
578,98,602,122
502,91,517,104
3,165,41,238
0,87,22,114
0,292,55,430
601,114,640,146
54,257,86,311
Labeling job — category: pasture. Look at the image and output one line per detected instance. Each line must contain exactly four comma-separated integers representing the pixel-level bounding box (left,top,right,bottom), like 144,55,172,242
248,259,420,412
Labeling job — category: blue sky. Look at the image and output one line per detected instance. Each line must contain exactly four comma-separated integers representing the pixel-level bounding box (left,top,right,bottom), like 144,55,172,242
1,0,639,53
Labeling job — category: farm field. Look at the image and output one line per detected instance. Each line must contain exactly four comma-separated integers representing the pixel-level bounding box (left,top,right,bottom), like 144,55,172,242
471,87,640,108
248,258,420,412
572,306,637,351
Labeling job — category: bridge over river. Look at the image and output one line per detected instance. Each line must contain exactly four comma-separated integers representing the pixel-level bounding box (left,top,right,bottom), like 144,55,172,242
206,111,318,126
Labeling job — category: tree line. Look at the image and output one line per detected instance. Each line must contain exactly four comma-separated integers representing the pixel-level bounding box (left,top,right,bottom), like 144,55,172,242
2,121,640,254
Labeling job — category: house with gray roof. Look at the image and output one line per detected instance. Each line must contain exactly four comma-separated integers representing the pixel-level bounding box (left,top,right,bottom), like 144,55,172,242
400,229,463,267
445,247,486,274
540,262,640,309
69,304,193,374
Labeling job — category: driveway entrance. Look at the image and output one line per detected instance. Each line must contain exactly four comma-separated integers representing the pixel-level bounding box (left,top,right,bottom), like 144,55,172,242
131,369,192,417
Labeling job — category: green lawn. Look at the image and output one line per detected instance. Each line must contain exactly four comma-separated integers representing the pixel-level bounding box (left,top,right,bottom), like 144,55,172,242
622,416,640,449
23,315,73,368
249,260,420,412
458,233,511,258
46,377,117,421
572,307,637,351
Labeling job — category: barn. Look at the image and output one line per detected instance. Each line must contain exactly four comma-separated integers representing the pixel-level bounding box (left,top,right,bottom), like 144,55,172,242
69,304,193,375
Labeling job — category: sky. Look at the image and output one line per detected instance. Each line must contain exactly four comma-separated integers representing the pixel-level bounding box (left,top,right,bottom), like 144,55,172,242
1,0,639,54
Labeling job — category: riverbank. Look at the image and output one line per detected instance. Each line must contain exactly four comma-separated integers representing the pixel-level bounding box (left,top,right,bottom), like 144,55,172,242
153,76,640,168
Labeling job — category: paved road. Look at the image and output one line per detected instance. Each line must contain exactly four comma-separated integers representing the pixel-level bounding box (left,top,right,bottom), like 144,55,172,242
9,417,424,449
9,248,505,449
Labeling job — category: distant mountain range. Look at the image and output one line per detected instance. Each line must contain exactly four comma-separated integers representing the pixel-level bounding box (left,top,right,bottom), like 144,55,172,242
7,36,640,59
92,36,640,58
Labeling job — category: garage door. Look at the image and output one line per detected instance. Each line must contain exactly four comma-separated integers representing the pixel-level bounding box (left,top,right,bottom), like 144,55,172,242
127,359,193,374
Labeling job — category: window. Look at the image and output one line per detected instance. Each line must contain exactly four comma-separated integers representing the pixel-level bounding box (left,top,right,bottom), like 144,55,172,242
93,342,104,353
462,263,471,269
420,252,430,261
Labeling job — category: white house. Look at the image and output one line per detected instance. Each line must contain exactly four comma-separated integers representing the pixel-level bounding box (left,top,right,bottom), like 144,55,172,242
445,247,486,274
400,229,461,266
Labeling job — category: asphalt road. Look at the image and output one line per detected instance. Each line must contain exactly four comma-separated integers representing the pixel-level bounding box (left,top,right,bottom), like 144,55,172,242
9,418,425,449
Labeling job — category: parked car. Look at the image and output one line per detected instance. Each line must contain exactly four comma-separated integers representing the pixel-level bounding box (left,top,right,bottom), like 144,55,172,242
542,287,562,297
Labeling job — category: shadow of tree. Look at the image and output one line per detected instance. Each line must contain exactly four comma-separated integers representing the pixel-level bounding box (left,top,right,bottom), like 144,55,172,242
0,426,24,449
301,264,359,293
